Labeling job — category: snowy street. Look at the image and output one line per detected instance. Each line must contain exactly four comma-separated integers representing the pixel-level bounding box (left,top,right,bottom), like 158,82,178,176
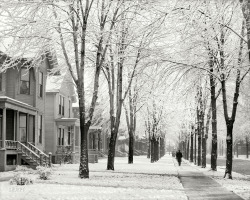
1,155,250,200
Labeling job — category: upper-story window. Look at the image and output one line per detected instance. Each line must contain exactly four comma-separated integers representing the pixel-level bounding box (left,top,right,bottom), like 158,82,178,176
20,68,30,95
0,73,2,91
59,95,65,116
38,72,43,98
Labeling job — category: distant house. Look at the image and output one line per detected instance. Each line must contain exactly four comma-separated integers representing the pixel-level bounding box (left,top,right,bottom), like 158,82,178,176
0,52,54,171
45,71,79,164
73,106,103,152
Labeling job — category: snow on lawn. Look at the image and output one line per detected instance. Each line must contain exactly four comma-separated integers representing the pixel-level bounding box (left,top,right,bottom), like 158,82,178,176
187,161,250,200
0,155,187,200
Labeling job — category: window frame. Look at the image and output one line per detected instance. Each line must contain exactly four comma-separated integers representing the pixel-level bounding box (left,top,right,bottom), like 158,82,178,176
38,115,42,144
38,71,43,98
68,127,71,145
19,113,27,143
58,128,61,145
20,68,30,95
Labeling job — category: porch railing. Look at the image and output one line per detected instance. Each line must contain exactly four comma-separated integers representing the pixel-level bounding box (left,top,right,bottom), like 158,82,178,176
6,140,18,149
3,141,50,167
26,142,50,164
17,141,40,165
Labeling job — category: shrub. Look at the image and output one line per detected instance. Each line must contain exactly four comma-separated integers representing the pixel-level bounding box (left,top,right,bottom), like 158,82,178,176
10,173,34,185
36,166,53,180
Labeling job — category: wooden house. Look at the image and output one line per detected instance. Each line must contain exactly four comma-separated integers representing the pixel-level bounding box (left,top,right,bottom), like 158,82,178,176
0,53,54,171
45,72,104,163
45,72,79,164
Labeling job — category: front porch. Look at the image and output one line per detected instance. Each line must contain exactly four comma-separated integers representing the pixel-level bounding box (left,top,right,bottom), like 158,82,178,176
0,96,46,171
0,140,51,171
54,118,102,164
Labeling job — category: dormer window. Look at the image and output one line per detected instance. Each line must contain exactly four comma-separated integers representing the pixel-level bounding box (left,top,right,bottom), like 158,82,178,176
20,68,30,95
38,71,43,97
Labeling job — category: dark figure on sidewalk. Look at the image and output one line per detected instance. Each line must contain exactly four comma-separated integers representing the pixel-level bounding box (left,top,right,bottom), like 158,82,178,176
176,150,183,166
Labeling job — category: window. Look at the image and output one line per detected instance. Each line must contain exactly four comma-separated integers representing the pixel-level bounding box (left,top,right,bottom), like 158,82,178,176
59,95,65,116
62,129,64,145
20,68,30,94
58,128,61,145
7,154,17,165
0,73,2,91
68,127,71,145
38,72,43,97
38,115,42,144
58,128,64,145
19,113,27,143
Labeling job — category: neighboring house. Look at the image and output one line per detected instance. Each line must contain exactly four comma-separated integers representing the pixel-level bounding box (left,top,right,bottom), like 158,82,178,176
45,72,79,164
72,106,103,160
0,52,54,171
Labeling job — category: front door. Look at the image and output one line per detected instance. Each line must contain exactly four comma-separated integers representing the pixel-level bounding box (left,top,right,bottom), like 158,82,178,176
19,113,27,143
6,110,14,140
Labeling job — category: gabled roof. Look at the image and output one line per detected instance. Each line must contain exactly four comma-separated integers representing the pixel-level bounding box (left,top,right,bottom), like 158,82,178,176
46,70,77,102
46,75,64,93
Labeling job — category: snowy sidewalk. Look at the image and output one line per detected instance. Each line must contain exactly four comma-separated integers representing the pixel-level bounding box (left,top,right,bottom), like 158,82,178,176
175,160,243,200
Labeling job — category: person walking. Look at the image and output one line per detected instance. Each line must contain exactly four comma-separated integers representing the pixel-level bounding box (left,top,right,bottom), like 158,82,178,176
176,150,183,166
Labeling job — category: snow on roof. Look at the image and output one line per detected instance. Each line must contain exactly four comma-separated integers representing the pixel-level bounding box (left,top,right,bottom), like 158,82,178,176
46,74,64,92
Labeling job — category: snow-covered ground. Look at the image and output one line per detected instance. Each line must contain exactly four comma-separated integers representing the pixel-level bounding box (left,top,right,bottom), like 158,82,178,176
1,155,250,200
0,156,187,200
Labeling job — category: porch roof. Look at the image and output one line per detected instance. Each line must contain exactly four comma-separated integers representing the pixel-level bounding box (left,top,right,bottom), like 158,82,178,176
0,96,37,115
55,118,80,126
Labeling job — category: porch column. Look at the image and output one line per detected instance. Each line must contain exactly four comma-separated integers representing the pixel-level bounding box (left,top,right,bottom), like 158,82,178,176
26,114,29,144
94,132,98,150
2,108,6,148
72,125,76,163
16,111,20,141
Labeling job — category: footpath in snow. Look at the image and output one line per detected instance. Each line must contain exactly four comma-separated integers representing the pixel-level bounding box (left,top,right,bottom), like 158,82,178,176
176,161,243,200
0,155,249,200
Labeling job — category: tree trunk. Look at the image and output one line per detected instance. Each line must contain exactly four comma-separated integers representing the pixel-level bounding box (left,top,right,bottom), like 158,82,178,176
198,135,201,166
246,136,249,159
107,130,118,170
128,133,134,164
202,137,206,168
190,133,193,162
147,135,150,158
151,137,154,163
78,90,89,178
224,121,233,179
194,128,197,165
187,138,189,161
236,141,238,158
201,107,206,168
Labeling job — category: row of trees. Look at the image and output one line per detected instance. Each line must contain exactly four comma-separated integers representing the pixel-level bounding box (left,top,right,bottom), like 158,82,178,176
1,0,250,180
174,0,250,179
0,0,169,178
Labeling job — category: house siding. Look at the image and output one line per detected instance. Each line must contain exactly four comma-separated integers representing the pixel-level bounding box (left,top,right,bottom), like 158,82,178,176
6,68,18,99
45,94,57,154
0,72,6,96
